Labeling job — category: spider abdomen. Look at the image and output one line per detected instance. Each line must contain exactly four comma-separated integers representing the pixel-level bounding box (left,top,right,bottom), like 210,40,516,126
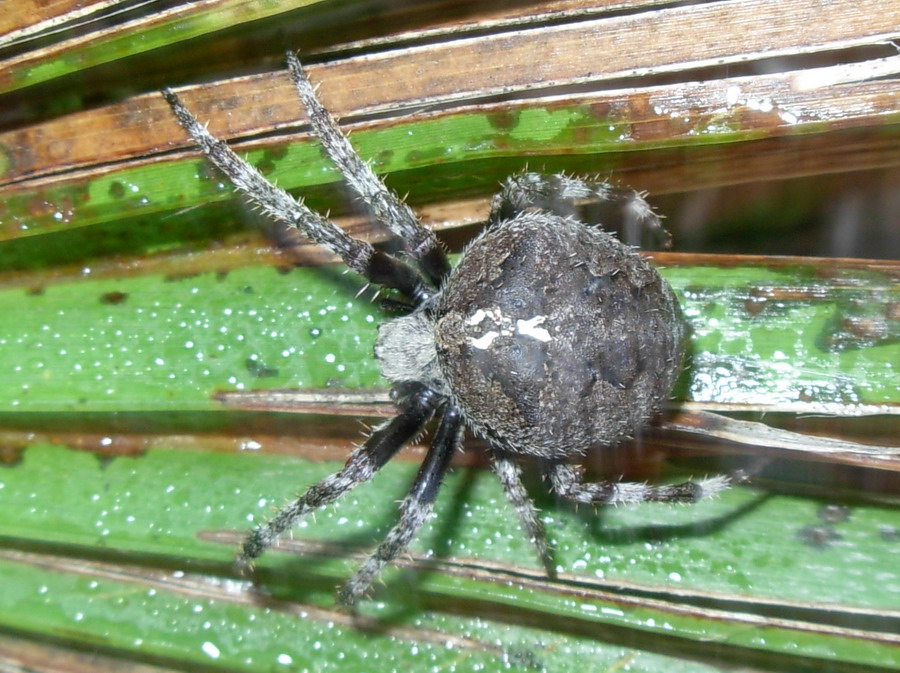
435,212,686,459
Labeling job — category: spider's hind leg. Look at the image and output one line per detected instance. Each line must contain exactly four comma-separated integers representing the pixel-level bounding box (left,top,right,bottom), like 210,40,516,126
545,461,732,506
489,452,555,576
489,172,671,249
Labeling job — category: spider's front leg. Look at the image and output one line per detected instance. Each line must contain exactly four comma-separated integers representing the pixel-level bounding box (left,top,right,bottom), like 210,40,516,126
489,172,671,249
545,461,732,506
339,404,463,605
284,52,451,286
162,84,433,305
237,383,439,570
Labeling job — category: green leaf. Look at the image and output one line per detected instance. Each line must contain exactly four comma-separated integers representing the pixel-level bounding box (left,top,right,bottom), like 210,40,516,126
1,442,898,671
0,257,895,413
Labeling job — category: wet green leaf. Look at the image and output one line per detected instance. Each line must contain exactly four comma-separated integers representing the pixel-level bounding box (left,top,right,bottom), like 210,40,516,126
0,442,898,671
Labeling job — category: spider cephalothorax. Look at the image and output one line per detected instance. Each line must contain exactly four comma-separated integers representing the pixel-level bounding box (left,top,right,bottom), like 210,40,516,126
163,52,729,606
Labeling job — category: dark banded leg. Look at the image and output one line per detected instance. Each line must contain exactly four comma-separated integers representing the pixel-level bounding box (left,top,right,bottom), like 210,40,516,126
489,452,555,575
489,172,671,249
546,462,731,505
236,384,440,571
162,88,431,304
338,405,463,605
285,51,451,286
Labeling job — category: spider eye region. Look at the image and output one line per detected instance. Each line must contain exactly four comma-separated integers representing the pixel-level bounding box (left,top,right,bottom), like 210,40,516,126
435,211,686,459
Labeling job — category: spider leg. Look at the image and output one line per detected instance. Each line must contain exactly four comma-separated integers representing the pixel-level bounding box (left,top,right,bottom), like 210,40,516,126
545,461,731,505
285,51,451,287
489,172,671,249
162,89,432,304
236,383,440,570
338,405,463,605
489,452,555,575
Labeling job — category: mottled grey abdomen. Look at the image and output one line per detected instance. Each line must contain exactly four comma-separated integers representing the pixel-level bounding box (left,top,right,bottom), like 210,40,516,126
434,212,686,459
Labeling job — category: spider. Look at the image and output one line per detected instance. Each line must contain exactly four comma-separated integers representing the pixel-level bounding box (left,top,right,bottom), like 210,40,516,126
162,52,731,606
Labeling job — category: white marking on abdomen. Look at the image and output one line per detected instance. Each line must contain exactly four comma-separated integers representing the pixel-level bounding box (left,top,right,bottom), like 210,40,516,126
516,315,551,342
469,330,500,349
465,308,552,349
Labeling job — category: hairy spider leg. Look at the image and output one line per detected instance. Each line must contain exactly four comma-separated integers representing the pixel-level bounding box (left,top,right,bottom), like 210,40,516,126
285,51,451,288
162,88,432,305
236,384,441,571
546,461,732,505
488,452,555,575
339,405,463,605
489,172,672,250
